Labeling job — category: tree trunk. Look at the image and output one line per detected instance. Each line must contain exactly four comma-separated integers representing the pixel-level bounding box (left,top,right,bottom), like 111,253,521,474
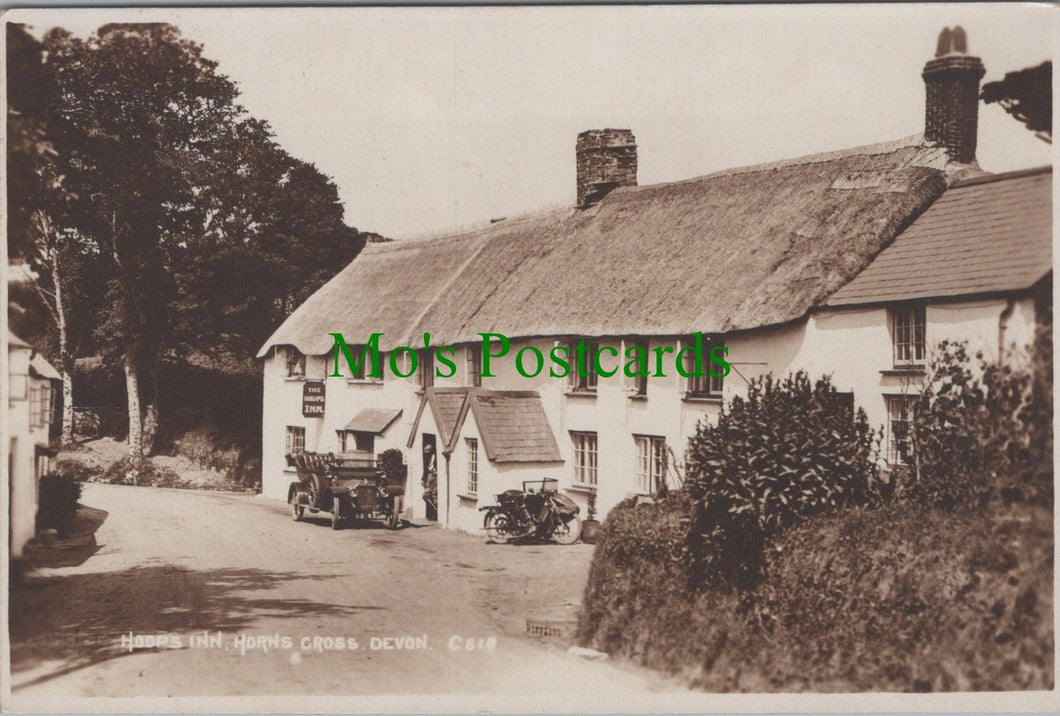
124,346,143,462
61,358,75,445
53,248,76,445
142,355,160,455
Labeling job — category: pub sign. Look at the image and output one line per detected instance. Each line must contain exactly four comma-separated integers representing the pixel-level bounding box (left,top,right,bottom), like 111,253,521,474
302,380,326,418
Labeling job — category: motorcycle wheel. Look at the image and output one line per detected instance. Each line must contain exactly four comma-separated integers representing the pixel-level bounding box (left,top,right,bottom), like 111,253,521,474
485,511,513,544
553,516,582,545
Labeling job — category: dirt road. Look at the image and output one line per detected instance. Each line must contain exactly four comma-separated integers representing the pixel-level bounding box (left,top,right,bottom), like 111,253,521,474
9,484,677,704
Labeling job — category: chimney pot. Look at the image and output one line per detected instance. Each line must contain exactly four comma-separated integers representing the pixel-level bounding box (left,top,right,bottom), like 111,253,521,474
576,129,637,207
923,26,985,164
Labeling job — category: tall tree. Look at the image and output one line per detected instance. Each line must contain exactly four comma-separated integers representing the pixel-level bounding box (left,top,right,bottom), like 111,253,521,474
41,23,251,459
7,23,105,444
37,23,371,458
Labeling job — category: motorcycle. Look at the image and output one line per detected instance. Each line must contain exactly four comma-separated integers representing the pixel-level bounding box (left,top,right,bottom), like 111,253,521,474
479,478,582,545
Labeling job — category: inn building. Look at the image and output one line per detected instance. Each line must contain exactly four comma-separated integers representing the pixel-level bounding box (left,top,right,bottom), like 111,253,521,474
257,29,1051,533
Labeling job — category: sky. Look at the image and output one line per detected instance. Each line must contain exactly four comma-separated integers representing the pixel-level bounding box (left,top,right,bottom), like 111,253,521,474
9,4,1056,239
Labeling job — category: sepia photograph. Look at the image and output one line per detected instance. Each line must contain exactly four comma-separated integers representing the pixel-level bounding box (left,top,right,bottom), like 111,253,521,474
2,3,1055,712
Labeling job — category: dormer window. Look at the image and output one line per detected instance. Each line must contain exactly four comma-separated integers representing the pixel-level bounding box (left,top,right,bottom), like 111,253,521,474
286,348,306,378
467,345,482,387
683,335,725,398
892,305,926,367
567,340,598,392
419,350,434,391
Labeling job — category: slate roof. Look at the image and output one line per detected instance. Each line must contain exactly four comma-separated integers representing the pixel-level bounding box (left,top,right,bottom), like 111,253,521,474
259,136,954,356
410,387,469,449
462,390,563,463
408,388,562,463
827,167,1052,307
342,408,402,435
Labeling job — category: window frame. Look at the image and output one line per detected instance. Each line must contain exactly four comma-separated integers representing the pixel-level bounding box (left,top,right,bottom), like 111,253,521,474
29,386,41,428
467,345,483,387
567,340,599,393
684,335,725,398
40,383,52,428
419,349,435,391
466,437,479,495
285,348,307,378
634,435,666,494
885,396,915,465
570,431,599,487
285,425,306,456
628,339,649,397
892,304,927,367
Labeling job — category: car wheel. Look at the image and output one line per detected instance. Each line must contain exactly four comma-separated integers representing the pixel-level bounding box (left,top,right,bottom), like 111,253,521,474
331,497,343,530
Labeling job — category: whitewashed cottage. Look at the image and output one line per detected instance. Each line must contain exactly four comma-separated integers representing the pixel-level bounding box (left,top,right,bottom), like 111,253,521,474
258,29,1050,533
7,330,61,558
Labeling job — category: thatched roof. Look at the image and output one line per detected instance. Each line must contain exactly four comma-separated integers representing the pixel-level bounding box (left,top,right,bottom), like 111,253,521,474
259,136,953,356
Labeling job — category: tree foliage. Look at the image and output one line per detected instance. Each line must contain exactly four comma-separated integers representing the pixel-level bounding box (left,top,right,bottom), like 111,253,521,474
981,61,1052,143
16,22,371,456
909,332,1053,509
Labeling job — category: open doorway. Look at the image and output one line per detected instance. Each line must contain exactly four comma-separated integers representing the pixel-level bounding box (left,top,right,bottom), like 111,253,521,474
421,434,438,521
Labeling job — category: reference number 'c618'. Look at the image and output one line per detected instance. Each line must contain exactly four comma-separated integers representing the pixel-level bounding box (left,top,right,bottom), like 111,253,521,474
448,636,498,652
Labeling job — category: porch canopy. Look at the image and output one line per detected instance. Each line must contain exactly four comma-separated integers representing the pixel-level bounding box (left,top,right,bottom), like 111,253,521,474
343,408,403,435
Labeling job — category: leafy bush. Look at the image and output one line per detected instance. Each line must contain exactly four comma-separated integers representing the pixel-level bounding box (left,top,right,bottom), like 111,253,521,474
37,473,82,535
52,456,98,483
578,499,1053,691
911,336,1053,509
170,426,261,486
684,371,880,588
577,497,696,656
103,457,187,488
378,448,408,486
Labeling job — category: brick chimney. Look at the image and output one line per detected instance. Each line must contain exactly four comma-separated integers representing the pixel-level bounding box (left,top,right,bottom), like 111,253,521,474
922,26,985,164
576,129,637,207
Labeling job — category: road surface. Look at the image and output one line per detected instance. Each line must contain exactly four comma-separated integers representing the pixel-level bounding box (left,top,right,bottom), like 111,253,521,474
9,483,678,705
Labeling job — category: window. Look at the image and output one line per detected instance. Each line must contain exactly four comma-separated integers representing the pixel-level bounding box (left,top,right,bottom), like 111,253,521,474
285,426,306,456
340,431,374,453
684,335,725,397
286,348,306,377
419,350,434,391
466,438,479,495
629,340,649,396
29,387,41,427
893,305,926,366
467,346,482,387
571,431,598,486
29,385,51,428
634,435,666,494
886,397,914,465
567,340,598,392
39,384,52,428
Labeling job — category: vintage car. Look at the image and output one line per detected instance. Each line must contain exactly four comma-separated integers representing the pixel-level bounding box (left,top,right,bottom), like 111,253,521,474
286,451,405,530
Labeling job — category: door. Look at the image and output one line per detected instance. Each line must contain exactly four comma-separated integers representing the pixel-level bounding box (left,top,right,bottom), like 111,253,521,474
421,434,438,521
